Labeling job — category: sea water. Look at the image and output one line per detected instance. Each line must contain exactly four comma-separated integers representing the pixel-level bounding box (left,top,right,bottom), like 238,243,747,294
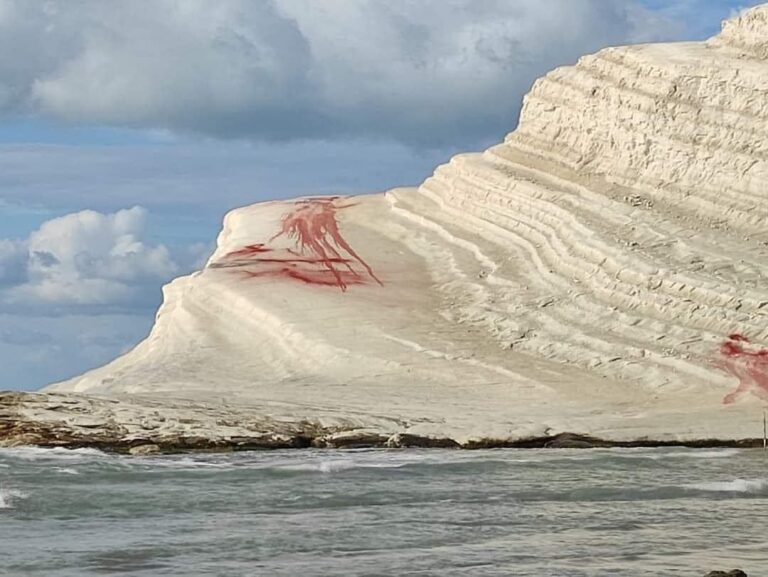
0,446,766,576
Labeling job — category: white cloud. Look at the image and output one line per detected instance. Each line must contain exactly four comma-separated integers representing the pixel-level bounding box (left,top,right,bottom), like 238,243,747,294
0,0,747,147
1,206,179,307
0,207,205,390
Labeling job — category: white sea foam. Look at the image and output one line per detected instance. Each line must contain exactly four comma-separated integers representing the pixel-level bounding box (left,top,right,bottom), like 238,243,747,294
0,446,106,460
686,478,768,493
281,459,408,474
133,457,232,470
317,460,360,474
268,451,550,473
658,449,742,460
620,449,743,461
0,488,28,509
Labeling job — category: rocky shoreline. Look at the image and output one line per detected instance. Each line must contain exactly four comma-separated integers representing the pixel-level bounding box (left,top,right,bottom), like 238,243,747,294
2,391,764,455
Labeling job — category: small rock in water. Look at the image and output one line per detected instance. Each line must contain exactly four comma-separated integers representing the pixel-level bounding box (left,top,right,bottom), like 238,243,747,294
128,444,161,455
704,570,747,577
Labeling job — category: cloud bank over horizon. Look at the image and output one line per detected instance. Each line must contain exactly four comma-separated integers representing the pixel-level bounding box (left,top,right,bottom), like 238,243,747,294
0,0,743,148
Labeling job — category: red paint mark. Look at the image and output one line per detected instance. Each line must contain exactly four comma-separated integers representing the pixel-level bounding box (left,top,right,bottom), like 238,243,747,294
716,333,768,404
728,333,750,342
224,243,272,258
211,197,382,291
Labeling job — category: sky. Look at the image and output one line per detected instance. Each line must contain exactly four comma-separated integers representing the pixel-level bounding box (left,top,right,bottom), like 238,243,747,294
0,0,761,391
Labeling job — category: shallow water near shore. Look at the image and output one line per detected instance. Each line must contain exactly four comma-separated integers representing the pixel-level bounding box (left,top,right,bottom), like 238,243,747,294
0,446,766,576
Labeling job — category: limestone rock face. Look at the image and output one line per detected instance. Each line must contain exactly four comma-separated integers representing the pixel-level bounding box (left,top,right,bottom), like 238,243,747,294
42,5,768,446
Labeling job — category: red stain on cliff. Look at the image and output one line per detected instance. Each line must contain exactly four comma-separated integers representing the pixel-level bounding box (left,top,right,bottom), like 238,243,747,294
716,333,768,404
213,197,382,291
223,243,272,259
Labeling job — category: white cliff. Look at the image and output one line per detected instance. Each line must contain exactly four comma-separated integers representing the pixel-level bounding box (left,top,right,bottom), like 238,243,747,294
25,5,768,448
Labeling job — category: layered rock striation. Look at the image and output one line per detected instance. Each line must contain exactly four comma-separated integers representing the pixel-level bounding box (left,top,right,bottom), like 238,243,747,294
5,6,768,450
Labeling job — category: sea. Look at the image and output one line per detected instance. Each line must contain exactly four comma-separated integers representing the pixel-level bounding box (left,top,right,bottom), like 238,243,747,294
0,446,766,577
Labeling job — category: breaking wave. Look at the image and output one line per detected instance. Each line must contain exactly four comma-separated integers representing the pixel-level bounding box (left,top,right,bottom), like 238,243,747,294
0,487,28,509
647,449,742,460
0,446,106,460
686,478,768,494
52,467,80,475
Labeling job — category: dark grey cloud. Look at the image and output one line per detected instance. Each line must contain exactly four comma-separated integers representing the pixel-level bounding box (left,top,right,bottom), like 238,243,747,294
0,0,722,148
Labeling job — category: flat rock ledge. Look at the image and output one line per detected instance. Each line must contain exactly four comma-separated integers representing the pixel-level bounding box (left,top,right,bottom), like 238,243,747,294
0,391,763,454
